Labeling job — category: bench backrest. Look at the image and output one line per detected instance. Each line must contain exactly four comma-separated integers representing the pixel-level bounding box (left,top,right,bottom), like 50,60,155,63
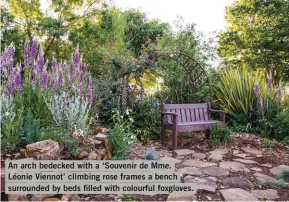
162,103,211,123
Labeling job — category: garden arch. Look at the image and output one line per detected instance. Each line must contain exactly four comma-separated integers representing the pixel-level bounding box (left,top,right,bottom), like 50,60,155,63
145,51,212,104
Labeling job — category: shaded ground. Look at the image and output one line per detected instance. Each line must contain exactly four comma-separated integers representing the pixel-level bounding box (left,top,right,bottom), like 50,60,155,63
83,132,289,201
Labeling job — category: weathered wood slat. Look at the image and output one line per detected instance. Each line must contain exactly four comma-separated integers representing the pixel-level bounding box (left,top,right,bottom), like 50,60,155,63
204,108,209,121
176,109,182,122
190,109,196,121
195,108,200,121
181,109,187,122
164,103,208,110
185,109,191,122
199,108,204,120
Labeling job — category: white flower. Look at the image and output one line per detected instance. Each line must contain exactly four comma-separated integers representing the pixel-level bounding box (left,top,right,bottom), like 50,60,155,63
125,109,129,115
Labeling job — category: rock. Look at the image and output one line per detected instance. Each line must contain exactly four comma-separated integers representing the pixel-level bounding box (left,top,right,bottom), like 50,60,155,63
167,193,197,201
30,194,55,201
207,176,217,182
191,152,206,159
220,161,250,172
174,149,195,156
210,148,228,155
70,194,81,201
241,147,262,155
234,153,247,159
222,177,254,188
24,140,60,160
186,178,217,193
61,195,69,202
160,157,182,164
8,194,29,201
251,189,279,200
87,152,98,160
233,158,258,164
75,151,88,160
270,165,289,176
209,153,222,161
203,167,229,178
182,160,217,168
233,150,239,155
178,167,203,176
251,167,263,172
184,175,194,182
43,197,60,201
95,133,107,139
254,173,275,184
158,150,172,157
261,163,272,168
220,188,259,201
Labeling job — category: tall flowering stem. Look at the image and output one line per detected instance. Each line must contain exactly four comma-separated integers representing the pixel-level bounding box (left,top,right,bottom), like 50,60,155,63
277,81,282,101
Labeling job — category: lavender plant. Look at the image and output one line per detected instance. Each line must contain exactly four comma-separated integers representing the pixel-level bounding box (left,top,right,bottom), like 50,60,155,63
1,40,94,140
44,90,92,133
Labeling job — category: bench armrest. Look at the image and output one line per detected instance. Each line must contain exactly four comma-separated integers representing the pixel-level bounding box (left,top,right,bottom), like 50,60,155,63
210,109,226,123
210,109,227,114
161,112,178,116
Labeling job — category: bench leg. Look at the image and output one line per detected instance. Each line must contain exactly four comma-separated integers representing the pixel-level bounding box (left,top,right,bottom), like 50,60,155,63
160,124,165,145
205,130,211,139
172,125,177,150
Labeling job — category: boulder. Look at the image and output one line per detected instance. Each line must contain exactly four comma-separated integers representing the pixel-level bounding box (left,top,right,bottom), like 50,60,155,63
8,194,29,201
24,140,60,160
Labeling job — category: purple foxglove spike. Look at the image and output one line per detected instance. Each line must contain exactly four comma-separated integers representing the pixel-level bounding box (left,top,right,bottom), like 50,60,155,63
78,82,82,93
7,45,15,57
41,69,49,89
73,50,80,66
30,40,38,63
52,80,59,93
13,71,22,90
278,82,282,101
253,84,259,95
36,53,45,73
58,70,64,87
24,42,30,65
258,96,263,109
51,59,57,74
32,69,38,84
86,85,93,103
268,75,272,91
83,64,88,72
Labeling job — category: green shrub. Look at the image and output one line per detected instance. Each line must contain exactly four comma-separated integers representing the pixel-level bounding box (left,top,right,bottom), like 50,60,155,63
20,113,43,146
108,109,137,160
256,98,281,138
132,99,160,141
283,136,289,146
274,108,289,141
210,123,231,147
261,138,277,148
216,67,268,117
1,91,23,154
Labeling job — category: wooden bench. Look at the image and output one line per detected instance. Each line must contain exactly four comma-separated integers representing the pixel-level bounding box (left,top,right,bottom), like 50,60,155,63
160,103,226,149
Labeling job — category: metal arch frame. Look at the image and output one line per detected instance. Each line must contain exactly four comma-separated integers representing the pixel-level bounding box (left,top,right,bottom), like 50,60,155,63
149,51,212,103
